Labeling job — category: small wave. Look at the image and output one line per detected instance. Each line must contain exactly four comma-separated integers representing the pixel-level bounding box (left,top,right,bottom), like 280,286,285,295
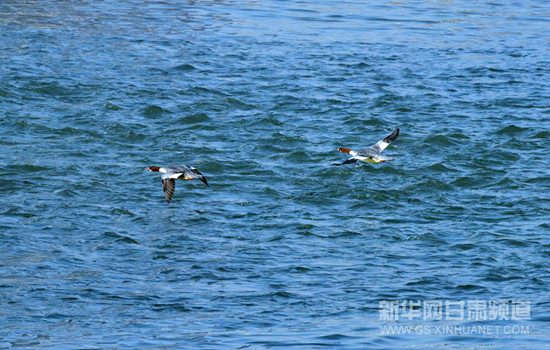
476,148,520,163
405,232,447,243
455,284,488,292
403,178,454,192
104,102,121,110
496,124,529,135
141,105,171,116
172,63,196,71
498,238,529,247
341,116,385,126
426,163,458,172
533,131,550,139
101,231,139,244
250,115,284,126
224,97,256,110
175,112,212,124
423,134,460,147
317,333,354,341
451,176,478,188
189,86,227,96
152,303,191,312
3,164,52,173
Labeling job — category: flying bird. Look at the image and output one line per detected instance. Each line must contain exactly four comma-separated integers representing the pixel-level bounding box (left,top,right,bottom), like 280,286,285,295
334,128,399,165
147,165,208,203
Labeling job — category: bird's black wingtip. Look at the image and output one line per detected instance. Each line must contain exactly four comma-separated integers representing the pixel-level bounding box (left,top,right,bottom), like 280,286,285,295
385,127,400,143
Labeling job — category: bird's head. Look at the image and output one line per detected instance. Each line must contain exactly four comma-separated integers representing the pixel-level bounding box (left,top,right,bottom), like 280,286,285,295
336,147,352,154
147,166,161,172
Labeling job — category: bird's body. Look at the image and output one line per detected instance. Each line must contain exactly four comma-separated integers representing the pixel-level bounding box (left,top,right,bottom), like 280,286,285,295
335,128,399,165
147,165,208,203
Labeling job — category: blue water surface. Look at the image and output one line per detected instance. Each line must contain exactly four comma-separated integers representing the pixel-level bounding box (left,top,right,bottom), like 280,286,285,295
1,1,550,348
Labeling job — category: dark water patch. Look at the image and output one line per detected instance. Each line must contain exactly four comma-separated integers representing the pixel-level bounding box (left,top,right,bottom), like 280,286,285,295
249,115,284,127
483,271,523,283
533,131,550,139
484,176,521,190
148,67,169,75
141,105,171,116
495,97,542,109
53,188,78,198
152,303,191,312
261,185,284,197
199,160,231,174
104,102,121,110
265,132,308,146
104,123,147,142
224,97,257,110
341,116,385,127
2,207,38,218
496,124,529,135
423,134,462,147
174,112,212,124
473,148,520,164
1,164,52,175
172,63,197,71
498,238,530,248
426,163,459,172
285,150,310,162
100,232,139,245
451,176,480,189
455,284,488,292
395,105,413,113
448,131,471,140
525,175,550,185
404,178,455,192
452,243,476,251
0,87,10,97
273,94,303,107
186,86,228,97
325,97,348,105
24,81,81,98
373,94,406,108
501,136,541,151
405,232,447,244
405,277,447,288
317,333,355,341
52,126,83,136
0,179,19,191
110,208,136,218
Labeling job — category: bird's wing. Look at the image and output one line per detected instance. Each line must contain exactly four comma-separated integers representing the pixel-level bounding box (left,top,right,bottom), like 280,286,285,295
162,178,176,203
355,148,376,158
333,158,359,166
190,167,202,175
190,167,209,186
370,128,399,152
170,165,191,173
170,165,209,186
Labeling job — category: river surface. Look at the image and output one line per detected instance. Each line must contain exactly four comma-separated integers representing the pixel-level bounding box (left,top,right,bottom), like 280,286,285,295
1,1,550,348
